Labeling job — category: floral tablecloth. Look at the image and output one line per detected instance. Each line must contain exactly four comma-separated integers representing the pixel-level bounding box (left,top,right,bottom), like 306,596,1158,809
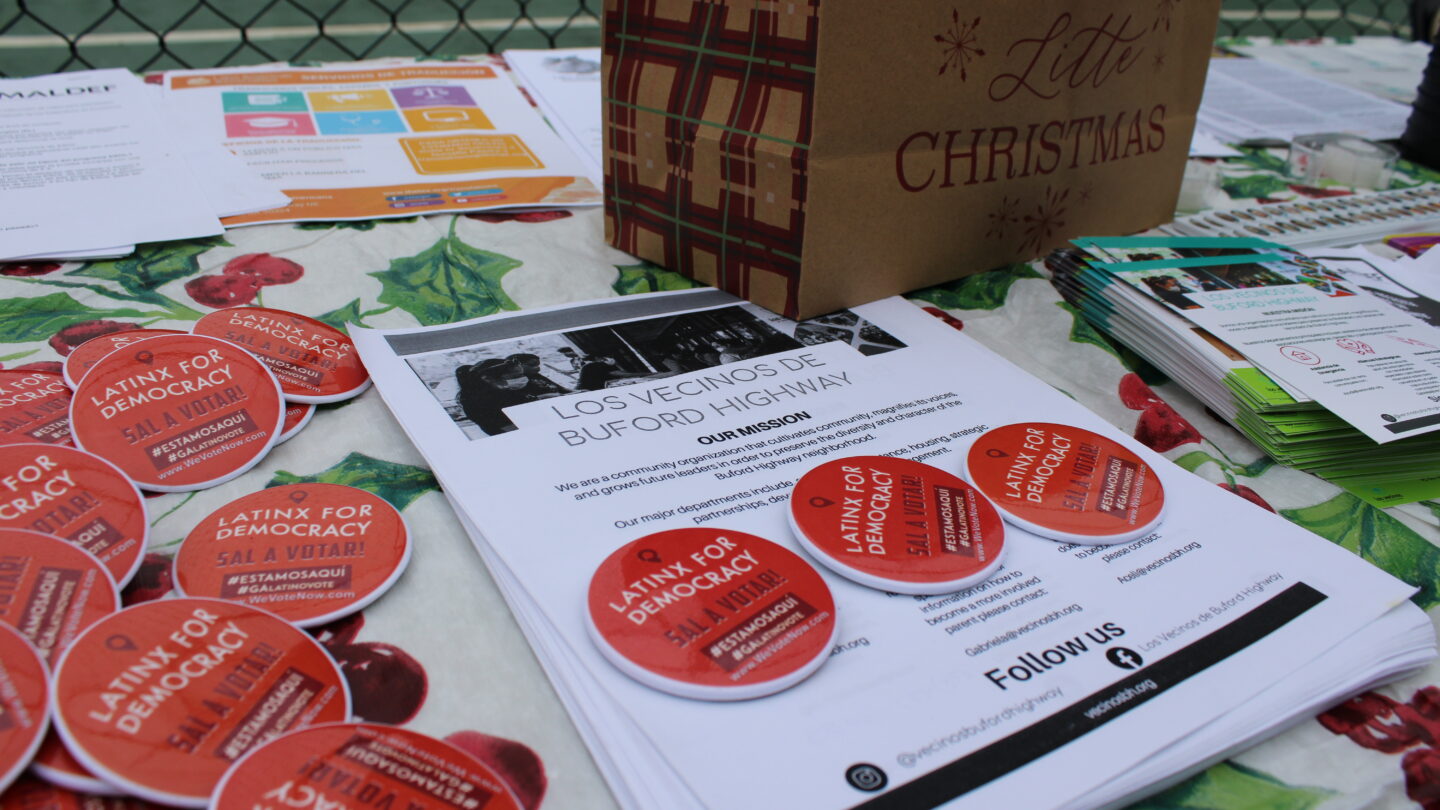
5,101,1440,810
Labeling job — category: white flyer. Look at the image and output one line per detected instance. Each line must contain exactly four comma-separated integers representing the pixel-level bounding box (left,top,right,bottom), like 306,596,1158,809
1197,57,1413,142
162,63,601,225
0,68,223,259
506,48,604,186
354,290,1423,809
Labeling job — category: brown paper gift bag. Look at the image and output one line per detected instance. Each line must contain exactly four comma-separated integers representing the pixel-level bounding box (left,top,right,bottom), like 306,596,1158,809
602,0,1221,319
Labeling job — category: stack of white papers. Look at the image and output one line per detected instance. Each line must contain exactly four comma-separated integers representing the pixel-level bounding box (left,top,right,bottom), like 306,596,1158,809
1052,237,1440,507
1198,57,1414,143
506,48,604,187
1227,38,1432,105
352,289,1435,809
0,69,287,262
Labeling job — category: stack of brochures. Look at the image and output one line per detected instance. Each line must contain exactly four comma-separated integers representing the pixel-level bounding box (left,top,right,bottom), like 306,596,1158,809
352,288,1436,809
0,68,288,261
1,58,605,259
1050,236,1440,507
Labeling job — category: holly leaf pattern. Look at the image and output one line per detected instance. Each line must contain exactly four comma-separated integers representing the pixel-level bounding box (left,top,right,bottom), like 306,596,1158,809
267,452,439,511
1231,147,1291,175
1056,300,1120,358
1220,173,1292,201
910,264,1042,311
1173,450,1216,474
1281,493,1440,609
71,236,230,296
0,292,161,343
370,226,520,325
317,299,366,334
1130,762,1330,810
612,262,701,296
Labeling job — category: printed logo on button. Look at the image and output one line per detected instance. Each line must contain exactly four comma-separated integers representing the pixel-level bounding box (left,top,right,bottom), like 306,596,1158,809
69,334,285,492
0,528,118,665
173,484,410,627
50,597,350,808
0,624,49,794
965,422,1166,545
0,371,72,447
211,723,523,810
192,308,370,403
0,444,148,588
586,528,837,701
790,456,1006,594
63,329,185,389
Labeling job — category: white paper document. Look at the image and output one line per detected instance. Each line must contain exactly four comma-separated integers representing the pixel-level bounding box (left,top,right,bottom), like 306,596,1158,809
1188,128,1241,158
1228,38,1431,105
506,48,604,186
162,63,601,225
354,290,1429,808
1198,57,1413,143
0,68,223,260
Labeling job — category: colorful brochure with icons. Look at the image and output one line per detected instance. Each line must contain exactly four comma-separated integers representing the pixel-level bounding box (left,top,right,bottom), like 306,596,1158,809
162,63,601,224
353,288,1435,810
1052,237,1440,506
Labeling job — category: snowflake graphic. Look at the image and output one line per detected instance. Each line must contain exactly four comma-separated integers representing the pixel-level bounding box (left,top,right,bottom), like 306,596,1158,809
936,10,984,80
1020,186,1070,255
1154,0,1178,31
1077,183,1094,204
1153,49,1167,69
985,196,1020,240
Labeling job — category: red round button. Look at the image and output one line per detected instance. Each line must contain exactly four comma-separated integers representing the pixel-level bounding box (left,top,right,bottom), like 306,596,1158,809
50,597,351,807
790,455,1006,594
192,308,370,403
0,624,48,794
69,334,285,492
965,422,1166,545
212,723,523,810
587,528,837,700
0,444,147,588
0,371,71,447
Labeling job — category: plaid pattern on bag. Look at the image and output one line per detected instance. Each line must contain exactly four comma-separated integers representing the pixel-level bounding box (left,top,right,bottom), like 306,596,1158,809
603,0,819,318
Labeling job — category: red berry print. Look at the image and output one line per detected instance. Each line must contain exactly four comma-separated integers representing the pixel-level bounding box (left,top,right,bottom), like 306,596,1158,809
445,730,548,810
1,361,63,374
222,253,304,286
185,274,260,308
1403,746,1440,810
310,612,366,648
48,319,139,356
331,641,428,724
1288,184,1352,199
1117,373,1164,410
921,306,965,332
1118,374,1202,452
466,210,573,224
309,612,428,725
123,552,174,605
0,262,61,277
1320,687,1440,805
1217,482,1275,513
1132,401,1202,452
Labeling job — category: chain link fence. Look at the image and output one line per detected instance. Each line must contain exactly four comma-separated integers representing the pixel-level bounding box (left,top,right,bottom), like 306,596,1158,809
0,0,1417,78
